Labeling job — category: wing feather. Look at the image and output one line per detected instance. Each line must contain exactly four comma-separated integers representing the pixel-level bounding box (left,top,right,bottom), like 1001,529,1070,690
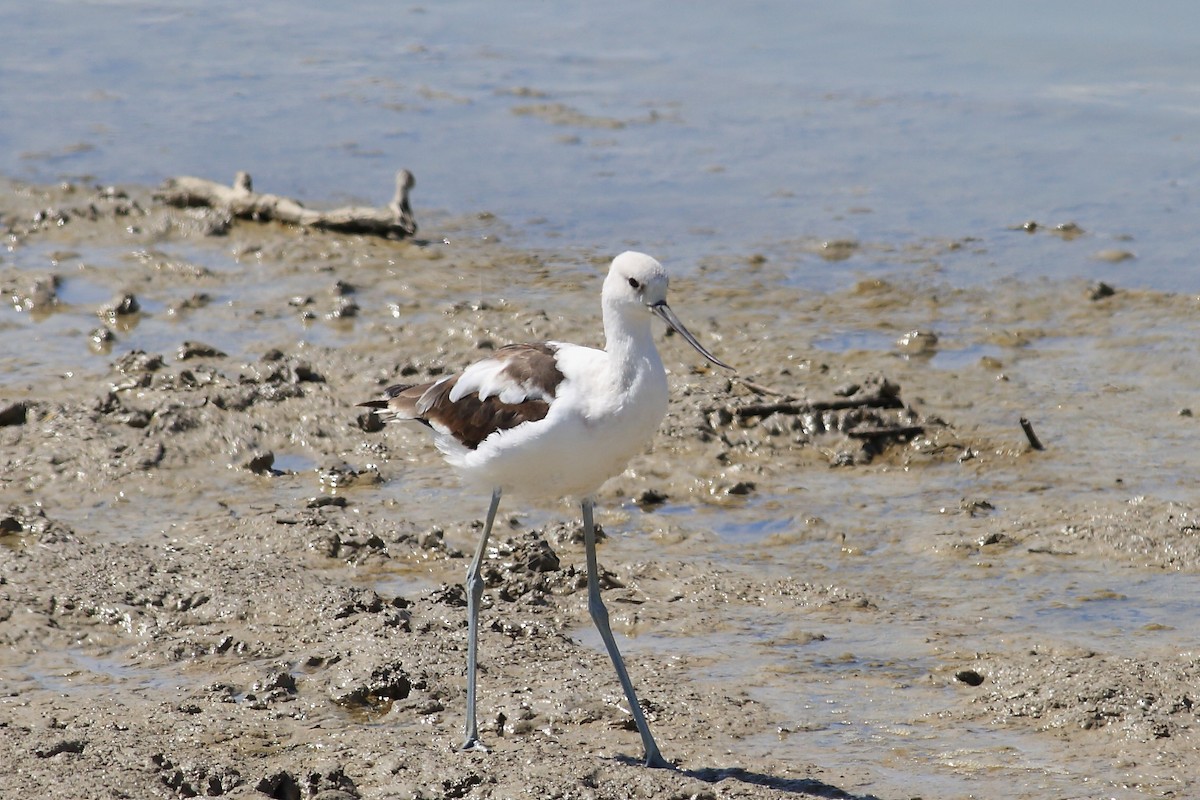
359,343,566,450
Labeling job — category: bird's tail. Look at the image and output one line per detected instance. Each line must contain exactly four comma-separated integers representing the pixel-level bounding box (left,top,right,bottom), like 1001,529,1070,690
358,383,430,422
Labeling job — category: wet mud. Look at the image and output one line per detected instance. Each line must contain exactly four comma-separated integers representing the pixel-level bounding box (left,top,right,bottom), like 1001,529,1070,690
3,179,1200,798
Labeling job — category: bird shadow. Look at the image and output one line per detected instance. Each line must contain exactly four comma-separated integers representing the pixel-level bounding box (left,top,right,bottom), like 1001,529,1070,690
611,756,883,799
683,765,884,800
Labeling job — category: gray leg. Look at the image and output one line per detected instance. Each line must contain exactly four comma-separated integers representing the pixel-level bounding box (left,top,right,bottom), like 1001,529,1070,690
462,487,502,752
581,498,670,768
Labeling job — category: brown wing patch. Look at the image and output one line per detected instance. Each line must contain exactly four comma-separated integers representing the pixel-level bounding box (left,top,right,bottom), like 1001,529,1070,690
360,344,564,450
415,374,550,449
490,343,565,401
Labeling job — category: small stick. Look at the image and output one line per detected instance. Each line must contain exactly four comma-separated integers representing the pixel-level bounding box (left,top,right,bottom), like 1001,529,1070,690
1019,416,1045,450
733,376,794,398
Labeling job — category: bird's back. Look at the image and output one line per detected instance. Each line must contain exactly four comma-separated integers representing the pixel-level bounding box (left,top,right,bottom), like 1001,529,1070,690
363,340,669,500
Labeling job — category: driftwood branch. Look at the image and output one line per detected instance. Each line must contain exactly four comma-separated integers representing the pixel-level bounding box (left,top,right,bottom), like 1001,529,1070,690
155,169,417,238
731,386,904,422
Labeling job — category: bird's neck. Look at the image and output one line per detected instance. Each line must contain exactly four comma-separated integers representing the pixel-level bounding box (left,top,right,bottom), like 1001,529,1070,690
602,305,661,390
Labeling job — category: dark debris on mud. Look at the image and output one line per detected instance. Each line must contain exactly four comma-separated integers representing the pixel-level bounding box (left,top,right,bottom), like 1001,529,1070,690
702,373,955,466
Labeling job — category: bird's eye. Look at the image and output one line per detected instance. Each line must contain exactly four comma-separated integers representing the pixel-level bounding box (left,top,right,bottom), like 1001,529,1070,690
628,277,640,289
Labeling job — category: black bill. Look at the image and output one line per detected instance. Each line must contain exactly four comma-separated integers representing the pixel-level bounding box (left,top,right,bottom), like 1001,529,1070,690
650,301,734,370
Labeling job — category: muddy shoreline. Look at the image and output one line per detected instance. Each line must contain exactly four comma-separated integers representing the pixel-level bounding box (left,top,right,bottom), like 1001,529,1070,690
3,179,1199,799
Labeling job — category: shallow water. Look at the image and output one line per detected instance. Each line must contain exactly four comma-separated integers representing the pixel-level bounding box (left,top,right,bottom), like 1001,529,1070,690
5,1,1200,289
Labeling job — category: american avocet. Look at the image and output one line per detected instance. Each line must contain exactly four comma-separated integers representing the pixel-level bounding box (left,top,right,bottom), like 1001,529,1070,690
360,251,731,768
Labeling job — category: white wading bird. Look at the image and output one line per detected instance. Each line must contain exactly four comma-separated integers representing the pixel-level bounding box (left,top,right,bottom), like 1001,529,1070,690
360,251,732,768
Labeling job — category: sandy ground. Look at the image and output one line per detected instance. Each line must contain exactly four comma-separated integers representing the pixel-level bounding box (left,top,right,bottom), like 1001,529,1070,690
2,179,1200,799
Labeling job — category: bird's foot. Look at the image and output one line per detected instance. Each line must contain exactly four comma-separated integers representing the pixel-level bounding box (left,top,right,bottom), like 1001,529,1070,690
643,749,673,770
460,736,490,754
